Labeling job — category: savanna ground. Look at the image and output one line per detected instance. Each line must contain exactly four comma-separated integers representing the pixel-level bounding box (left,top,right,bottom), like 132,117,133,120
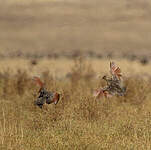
1,0,151,150
0,58,151,150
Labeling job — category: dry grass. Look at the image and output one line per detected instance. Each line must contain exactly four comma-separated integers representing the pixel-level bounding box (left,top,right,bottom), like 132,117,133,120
1,0,151,149
0,58,151,149
0,58,151,78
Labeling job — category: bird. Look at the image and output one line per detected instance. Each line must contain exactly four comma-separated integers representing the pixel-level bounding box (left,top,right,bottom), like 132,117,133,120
33,76,61,108
110,61,122,81
93,62,126,99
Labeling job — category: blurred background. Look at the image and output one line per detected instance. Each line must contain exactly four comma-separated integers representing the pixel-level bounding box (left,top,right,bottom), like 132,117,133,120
0,0,151,77
1,0,151,57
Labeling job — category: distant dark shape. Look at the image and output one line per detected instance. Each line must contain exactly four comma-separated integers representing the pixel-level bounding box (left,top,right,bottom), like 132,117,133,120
140,57,149,65
17,52,22,57
31,59,38,65
87,50,95,57
72,51,81,58
129,54,137,61
96,54,102,59
47,54,53,58
66,72,72,79
107,52,113,59
33,77,61,108
53,53,59,59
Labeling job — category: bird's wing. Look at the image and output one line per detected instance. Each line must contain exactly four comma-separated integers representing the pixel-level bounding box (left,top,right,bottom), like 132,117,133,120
33,76,44,88
45,92,60,105
53,93,61,105
93,88,112,99
110,62,122,80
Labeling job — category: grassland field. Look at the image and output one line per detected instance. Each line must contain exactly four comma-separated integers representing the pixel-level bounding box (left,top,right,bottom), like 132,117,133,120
0,58,151,149
1,0,151,150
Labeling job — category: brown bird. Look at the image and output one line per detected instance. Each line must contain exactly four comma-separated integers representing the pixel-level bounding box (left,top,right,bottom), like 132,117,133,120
33,76,61,108
94,62,126,99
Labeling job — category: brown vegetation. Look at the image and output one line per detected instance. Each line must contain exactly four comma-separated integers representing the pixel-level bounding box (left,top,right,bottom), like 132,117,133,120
0,59,151,149
0,0,151,149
